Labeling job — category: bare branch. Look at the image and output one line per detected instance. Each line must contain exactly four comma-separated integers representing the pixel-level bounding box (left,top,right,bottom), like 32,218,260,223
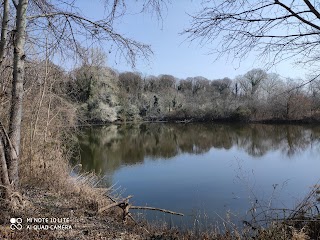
11,0,18,9
274,1,320,31
303,0,320,20
131,205,184,216
26,3,155,67
184,1,320,67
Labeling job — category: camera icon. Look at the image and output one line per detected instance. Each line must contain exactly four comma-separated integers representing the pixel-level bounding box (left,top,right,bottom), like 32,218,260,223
10,218,22,230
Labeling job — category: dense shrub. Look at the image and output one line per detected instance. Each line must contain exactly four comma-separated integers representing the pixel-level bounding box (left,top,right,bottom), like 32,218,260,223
231,106,251,121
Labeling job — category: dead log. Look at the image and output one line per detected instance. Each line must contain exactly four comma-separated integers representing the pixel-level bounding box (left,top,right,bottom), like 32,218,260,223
98,195,132,213
100,194,184,224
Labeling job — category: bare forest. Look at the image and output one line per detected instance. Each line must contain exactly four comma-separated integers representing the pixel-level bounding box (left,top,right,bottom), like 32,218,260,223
67,63,320,123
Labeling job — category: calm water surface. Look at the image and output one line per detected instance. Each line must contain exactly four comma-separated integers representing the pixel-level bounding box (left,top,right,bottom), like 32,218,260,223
76,123,320,228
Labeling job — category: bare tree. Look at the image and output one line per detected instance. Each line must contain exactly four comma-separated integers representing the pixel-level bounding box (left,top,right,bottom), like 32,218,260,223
261,73,283,99
184,1,320,68
238,69,268,98
0,0,168,206
0,0,28,203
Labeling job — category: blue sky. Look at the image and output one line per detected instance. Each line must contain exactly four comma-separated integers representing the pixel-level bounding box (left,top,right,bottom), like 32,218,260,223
75,1,310,80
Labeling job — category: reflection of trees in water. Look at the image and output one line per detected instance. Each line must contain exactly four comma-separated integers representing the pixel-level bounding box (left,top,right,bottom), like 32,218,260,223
77,123,320,177
235,125,318,157
280,126,311,157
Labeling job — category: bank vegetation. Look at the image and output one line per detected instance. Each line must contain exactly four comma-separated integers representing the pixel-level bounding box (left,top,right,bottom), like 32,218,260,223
66,59,320,124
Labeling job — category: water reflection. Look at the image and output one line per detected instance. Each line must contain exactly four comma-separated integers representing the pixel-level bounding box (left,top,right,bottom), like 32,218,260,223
77,123,320,178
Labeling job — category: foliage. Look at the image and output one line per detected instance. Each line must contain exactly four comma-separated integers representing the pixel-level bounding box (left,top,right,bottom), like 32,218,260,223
68,63,121,122
66,63,320,123
231,106,252,121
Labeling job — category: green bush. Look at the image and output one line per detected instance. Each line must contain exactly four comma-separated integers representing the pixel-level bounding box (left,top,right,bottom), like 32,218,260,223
231,106,251,121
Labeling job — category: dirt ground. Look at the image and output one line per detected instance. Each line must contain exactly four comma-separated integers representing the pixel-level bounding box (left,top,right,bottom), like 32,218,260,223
0,187,165,240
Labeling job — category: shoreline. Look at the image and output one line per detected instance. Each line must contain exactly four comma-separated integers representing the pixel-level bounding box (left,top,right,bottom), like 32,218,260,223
1,183,319,239
76,117,320,128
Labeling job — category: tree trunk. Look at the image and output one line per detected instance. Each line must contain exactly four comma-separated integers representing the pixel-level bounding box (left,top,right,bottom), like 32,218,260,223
7,0,28,188
0,138,10,185
0,0,10,94
0,0,11,197
0,0,10,67
0,0,10,66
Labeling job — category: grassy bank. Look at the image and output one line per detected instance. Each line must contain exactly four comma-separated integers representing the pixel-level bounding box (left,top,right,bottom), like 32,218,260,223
0,178,319,239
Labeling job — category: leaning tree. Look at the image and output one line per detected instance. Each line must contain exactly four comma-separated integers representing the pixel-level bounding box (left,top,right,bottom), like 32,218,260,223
0,0,167,206
185,0,320,69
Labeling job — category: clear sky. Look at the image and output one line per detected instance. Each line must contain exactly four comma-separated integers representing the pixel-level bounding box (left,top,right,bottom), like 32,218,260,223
75,0,310,80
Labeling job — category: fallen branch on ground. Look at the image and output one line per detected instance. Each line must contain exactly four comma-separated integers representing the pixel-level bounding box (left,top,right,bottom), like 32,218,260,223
131,206,184,216
98,195,133,213
99,194,184,223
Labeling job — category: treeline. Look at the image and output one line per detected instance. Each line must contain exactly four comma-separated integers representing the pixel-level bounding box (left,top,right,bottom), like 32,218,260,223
5,56,319,125
65,62,320,123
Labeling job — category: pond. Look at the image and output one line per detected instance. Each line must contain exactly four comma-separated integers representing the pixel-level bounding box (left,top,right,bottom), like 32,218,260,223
75,123,320,229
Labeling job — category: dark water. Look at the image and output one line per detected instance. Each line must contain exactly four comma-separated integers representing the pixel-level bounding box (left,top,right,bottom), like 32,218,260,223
75,123,320,228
